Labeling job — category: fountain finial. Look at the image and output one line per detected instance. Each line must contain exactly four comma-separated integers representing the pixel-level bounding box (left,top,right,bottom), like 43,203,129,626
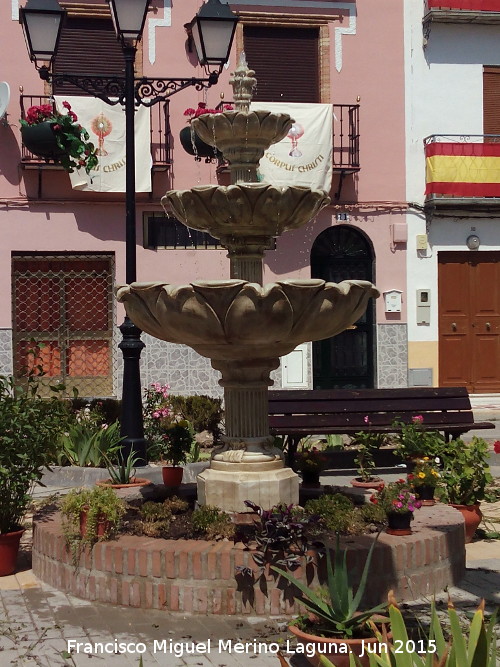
229,52,257,113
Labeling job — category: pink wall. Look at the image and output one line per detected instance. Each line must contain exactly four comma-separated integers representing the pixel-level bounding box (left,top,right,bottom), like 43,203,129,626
0,0,406,328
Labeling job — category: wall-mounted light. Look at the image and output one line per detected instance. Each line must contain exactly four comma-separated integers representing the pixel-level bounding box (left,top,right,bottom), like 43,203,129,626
466,234,480,250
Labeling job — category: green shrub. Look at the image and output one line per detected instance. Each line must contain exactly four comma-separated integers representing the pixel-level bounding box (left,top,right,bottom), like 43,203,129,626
0,375,69,534
163,496,189,514
304,494,383,535
57,420,123,467
168,394,224,442
191,505,234,540
140,501,173,523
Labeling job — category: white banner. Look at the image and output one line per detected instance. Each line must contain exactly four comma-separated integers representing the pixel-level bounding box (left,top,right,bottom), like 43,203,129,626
54,96,152,192
250,102,333,192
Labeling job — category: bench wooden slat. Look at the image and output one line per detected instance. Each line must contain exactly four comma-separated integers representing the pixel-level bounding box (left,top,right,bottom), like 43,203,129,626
269,397,472,414
269,412,476,429
269,387,469,401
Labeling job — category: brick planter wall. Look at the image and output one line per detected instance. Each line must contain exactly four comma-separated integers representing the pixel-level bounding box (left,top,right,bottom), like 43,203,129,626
32,505,466,615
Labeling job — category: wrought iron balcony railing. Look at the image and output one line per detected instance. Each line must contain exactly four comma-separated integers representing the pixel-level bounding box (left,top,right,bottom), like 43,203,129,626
20,94,171,171
424,134,500,200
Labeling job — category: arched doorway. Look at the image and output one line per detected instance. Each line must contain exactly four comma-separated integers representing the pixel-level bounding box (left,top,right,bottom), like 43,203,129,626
311,225,376,389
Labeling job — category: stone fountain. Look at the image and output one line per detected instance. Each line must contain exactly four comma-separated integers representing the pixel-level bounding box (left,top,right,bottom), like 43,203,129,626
117,55,379,512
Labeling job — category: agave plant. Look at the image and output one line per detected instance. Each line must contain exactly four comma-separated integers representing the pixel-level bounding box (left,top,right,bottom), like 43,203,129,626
101,448,140,484
271,533,388,638
311,598,498,667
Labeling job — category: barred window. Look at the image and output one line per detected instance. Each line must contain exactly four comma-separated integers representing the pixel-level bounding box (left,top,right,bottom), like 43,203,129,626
143,214,221,249
12,253,115,397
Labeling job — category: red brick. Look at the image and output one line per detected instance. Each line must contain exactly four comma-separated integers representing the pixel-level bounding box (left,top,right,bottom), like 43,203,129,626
158,582,167,609
183,586,193,613
178,550,189,579
138,549,149,577
130,582,141,607
121,580,130,605
195,586,208,613
127,547,136,575
151,550,162,577
169,584,179,611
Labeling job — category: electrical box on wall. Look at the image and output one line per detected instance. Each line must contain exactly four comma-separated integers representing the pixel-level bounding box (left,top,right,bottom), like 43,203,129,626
416,289,431,325
383,289,403,313
416,234,428,250
391,223,407,244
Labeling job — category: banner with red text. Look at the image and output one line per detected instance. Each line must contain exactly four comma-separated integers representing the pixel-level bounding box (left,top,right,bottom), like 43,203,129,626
55,96,151,192
250,102,333,192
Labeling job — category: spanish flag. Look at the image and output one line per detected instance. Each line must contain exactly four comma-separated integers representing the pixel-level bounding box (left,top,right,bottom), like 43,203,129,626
425,142,500,197
427,1,500,10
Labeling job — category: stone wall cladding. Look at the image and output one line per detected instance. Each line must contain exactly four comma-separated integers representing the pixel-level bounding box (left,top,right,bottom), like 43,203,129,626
0,329,13,376
377,323,408,388
32,504,465,615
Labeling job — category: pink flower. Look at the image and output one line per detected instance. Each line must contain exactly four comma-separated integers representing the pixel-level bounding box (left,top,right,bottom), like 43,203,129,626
62,100,71,109
363,415,369,423
412,415,424,423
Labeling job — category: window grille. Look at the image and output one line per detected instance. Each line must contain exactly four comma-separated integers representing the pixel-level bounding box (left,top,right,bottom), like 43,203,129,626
12,253,116,397
143,214,221,249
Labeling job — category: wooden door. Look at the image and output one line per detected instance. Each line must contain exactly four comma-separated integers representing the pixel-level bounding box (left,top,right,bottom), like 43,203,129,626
438,251,500,393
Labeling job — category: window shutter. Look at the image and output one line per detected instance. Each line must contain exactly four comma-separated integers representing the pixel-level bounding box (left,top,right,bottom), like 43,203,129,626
53,17,125,95
243,26,319,103
483,67,500,135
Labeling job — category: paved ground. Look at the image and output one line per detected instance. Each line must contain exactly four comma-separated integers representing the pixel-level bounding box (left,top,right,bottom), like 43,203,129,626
1,403,499,666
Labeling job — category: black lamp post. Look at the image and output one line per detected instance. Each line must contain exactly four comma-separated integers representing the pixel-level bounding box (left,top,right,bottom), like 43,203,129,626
20,0,238,465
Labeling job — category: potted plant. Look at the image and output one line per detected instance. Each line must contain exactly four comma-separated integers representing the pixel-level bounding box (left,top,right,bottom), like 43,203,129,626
97,449,152,489
160,419,195,486
438,436,493,542
392,415,445,467
20,101,98,174
61,486,126,565
350,430,384,488
370,479,422,536
272,534,389,667
296,446,328,487
180,102,232,160
407,457,440,506
0,374,68,576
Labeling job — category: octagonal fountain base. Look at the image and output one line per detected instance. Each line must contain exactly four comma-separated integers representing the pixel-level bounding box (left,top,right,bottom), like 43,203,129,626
32,504,466,615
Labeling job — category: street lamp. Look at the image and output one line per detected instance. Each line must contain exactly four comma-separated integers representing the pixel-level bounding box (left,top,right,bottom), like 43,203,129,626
20,0,238,465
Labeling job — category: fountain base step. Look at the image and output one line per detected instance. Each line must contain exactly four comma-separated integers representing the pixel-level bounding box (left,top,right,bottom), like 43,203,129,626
197,464,299,512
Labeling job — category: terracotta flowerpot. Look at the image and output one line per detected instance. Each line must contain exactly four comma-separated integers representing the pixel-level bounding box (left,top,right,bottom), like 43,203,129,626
179,126,222,159
350,477,384,490
415,484,436,506
95,477,152,489
386,511,413,536
0,528,25,577
162,466,184,487
79,509,110,539
21,122,66,159
289,623,389,667
450,503,482,543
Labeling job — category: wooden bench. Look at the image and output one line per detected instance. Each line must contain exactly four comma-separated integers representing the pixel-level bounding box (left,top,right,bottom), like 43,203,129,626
268,386,495,466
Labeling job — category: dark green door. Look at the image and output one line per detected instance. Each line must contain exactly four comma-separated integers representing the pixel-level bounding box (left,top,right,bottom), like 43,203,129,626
311,226,375,389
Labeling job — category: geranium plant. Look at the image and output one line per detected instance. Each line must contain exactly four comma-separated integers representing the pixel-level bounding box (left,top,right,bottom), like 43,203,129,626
393,415,445,460
20,101,98,174
183,101,233,121
295,446,328,474
370,479,422,515
407,457,440,488
438,436,493,506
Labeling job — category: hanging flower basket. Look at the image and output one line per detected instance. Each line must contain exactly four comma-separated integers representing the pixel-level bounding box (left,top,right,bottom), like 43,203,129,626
21,121,67,160
179,126,222,159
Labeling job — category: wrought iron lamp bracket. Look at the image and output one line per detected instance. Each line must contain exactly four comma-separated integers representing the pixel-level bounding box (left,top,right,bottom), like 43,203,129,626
39,67,221,107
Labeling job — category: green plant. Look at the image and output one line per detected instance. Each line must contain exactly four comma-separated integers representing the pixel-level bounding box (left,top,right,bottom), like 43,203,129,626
143,382,172,461
438,437,493,506
407,457,440,488
20,101,98,174
161,420,195,466
0,375,69,534
163,496,189,513
101,449,140,485
323,434,345,451
60,486,125,562
272,534,387,639
295,447,328,474
137,501,173,537
362,599,498,667
370,480,422,515
57,420,123,467
304,494,363,535
351,432,382,482
191,505,234,540
168,394,224,442
393,416,446,460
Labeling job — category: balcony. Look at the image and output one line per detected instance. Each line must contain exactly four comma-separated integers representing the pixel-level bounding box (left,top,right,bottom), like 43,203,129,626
424,0,500,26
424,134,500,213
20,94,171,172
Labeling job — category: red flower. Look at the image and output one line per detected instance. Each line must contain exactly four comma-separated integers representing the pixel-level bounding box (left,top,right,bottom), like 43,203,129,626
493,440,500,454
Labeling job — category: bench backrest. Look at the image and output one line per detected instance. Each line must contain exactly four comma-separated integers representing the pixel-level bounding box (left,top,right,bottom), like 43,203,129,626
268,386,474,430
